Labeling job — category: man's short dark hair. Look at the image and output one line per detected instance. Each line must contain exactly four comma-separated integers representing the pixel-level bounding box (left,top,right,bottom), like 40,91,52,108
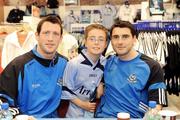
110,20,136,38
36,15,63,35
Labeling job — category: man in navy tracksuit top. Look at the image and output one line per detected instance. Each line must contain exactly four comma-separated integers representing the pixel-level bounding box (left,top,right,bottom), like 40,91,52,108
0,16,67,118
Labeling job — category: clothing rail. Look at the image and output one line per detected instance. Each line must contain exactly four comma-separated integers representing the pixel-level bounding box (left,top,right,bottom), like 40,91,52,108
133,20,180,31
135,22,180,96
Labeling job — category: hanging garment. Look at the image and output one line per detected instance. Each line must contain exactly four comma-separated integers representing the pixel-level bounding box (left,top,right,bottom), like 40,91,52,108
101,4,117,29
47,0,59,8
25,5,32,16
136,31,166,67
64,14,79,33
164,31,180,96
6,9,25,23
1,31,37,69
91,10,102,23
135,29,180,96
39,6,46,17
176,0,180,9
117,4,136,23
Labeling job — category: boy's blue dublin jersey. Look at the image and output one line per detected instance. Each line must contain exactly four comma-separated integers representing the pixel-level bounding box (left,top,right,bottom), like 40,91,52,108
62,49,106,117
95,53,167,118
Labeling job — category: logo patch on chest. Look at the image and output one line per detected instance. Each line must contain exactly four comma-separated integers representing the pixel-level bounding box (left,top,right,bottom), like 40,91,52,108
32,84,40,88
127,73,137,83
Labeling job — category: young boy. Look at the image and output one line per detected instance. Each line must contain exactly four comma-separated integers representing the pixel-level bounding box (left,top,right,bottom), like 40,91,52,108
62,24,108,117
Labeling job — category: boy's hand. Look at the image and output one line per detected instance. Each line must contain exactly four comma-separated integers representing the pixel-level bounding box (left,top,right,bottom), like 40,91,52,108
71,98,96,112
82,101,96,112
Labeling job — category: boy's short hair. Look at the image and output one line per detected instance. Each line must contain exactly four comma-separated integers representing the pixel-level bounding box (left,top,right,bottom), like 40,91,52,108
84,24,108,40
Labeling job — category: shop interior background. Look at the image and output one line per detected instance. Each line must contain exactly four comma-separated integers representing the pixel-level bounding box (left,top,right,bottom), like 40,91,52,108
0,0,180,118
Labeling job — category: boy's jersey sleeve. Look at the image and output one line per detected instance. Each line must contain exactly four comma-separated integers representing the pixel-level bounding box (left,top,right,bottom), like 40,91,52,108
62,61,77,100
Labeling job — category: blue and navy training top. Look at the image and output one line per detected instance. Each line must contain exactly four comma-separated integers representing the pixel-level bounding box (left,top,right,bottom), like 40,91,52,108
0,47,67,118
95,53,167,118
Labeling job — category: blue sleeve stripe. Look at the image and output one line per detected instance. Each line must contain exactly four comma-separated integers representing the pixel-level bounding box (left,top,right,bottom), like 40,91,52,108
0,94,14,106
148,82,166,91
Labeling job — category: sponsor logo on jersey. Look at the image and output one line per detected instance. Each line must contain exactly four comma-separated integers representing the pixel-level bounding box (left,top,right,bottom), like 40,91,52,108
77,86,91,96
89,74,97,77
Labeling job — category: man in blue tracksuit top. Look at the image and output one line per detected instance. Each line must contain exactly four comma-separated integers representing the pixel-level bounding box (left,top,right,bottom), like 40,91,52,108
95,21,168,118
0,15,67,118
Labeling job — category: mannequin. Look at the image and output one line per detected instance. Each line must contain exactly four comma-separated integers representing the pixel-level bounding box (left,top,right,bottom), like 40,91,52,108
57,30,78,60
116,0,136,23
1,25,37,68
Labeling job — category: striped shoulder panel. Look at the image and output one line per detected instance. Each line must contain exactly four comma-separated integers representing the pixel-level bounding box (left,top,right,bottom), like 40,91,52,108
140,54,164,85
